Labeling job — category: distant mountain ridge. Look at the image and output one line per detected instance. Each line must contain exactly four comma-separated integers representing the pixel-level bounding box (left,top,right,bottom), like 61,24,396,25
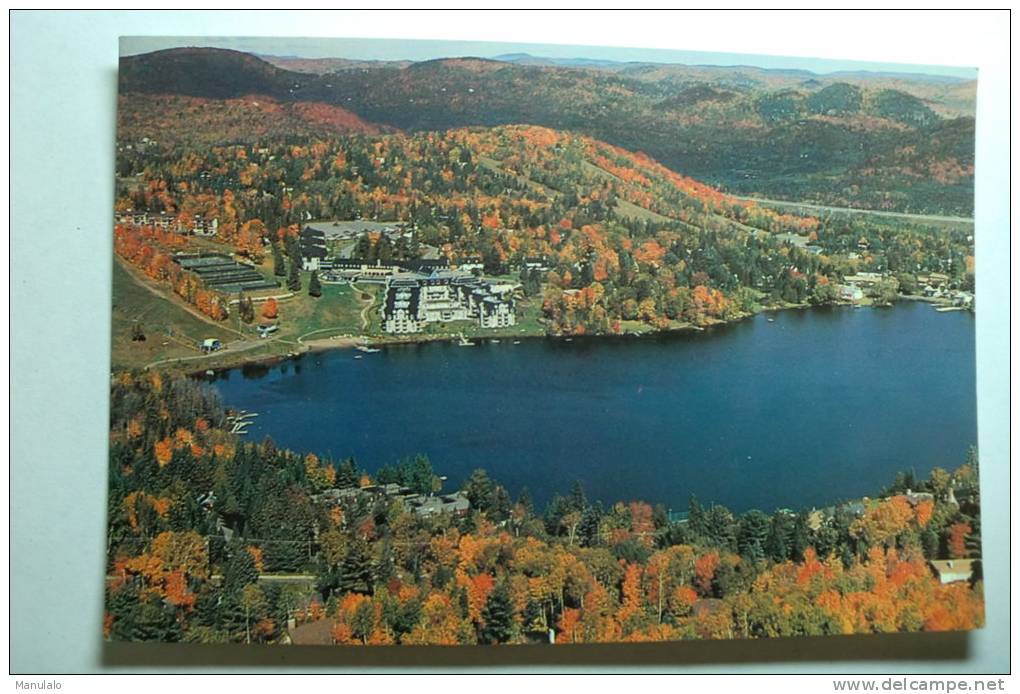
118,47,976,215
474,52,973,85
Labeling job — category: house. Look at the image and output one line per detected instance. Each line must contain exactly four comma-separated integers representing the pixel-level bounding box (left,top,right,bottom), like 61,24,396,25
313,483,470,519
405,491,471,518
523,256,550,272
839,285,864,302
456,256,484,273
844,272,883,286
201,338,222,353
299,226,328,271
256,324,278,338
149,213,179,231
190,215,219,236
929,559,976,585
902,489,935,507
953,291,975,308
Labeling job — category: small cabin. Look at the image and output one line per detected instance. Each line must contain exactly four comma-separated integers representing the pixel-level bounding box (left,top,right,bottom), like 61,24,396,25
257,324,278,338
201,338,222,353
929,559,976,585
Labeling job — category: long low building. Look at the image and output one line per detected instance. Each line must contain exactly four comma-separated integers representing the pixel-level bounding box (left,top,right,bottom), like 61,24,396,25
174,253,280,293
383,271,516,333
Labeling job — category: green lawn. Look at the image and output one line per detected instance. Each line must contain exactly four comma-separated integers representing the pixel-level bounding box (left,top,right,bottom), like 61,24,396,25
272,281,379,340
111,261,238,370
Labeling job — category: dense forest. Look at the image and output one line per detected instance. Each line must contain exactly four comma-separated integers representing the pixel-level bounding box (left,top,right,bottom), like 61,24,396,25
115,122,974,335
105,372,983,645
119,48,976,215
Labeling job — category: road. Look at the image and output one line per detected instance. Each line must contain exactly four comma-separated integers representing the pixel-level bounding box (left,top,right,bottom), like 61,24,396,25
732,196,974,225
354,283,376,331
143,336,294,371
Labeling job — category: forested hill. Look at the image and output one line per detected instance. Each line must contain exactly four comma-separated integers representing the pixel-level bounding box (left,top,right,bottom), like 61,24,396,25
117,118,974,334
119,48,976,215
105,371,984,645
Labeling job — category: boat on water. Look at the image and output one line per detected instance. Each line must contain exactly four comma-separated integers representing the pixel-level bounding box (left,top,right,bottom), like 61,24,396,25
354,354,363,359
564,337,573,342
355,345,381,353
512,340,521,345
491,339,501,344
767,317,775,322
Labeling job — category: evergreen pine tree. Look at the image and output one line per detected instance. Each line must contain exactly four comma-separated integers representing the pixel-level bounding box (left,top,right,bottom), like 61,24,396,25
687,495,706,538
568,480,588,512
223,542,259,596
287,261,301,292
738,510,770,562
578,503,603,547
132,595,182,642
272,243,286,277
336,458,360,488
308,270,322,298
339,539,374,595
516,487,534,516
107,585,141,641
789,512,811,561
478,583,515,644
489,485,512,522
462,469,494,513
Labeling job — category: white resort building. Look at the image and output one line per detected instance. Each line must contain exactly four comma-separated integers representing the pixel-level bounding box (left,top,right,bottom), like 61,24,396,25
383,271,516,334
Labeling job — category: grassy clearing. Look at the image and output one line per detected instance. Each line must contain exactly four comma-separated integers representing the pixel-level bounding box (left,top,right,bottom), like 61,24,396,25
111,261,238,370
478,155,558,197
274,281,379,340
613,198,674,223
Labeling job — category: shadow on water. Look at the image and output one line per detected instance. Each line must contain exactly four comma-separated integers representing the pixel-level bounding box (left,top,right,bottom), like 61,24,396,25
240,362,271,380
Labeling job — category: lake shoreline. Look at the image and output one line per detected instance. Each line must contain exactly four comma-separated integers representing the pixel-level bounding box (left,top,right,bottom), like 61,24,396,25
183,293,968,378
208,300,977,512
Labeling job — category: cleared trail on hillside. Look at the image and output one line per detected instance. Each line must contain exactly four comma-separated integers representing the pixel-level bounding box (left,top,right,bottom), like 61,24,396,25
732,196,973,224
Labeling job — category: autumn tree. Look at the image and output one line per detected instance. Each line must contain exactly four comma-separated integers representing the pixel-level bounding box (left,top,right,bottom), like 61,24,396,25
237,293,255,323
261,297,278,320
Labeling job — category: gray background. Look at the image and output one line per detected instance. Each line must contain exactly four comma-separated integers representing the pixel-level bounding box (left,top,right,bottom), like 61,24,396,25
10,10,1010,673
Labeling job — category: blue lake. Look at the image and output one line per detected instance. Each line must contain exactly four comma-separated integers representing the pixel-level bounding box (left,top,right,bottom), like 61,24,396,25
210,302,976,513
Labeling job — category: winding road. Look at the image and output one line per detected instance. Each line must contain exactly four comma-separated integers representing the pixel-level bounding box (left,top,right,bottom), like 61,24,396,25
732,196,973,225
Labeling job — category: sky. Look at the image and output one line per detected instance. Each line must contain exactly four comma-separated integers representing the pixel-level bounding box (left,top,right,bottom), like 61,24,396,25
118,36,977,80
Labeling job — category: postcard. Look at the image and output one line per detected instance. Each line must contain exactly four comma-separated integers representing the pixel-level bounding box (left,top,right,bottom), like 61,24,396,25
106,36,981,646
